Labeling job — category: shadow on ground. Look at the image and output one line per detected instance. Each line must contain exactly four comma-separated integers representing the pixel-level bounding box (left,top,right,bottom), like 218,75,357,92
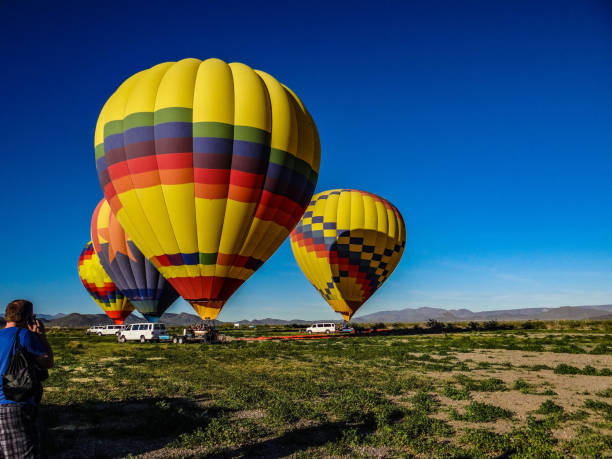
41,397,218,458
203,421,375,459
41,398,375,458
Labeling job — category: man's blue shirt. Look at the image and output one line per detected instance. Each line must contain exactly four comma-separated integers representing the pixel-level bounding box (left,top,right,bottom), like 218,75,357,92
0,327,46,405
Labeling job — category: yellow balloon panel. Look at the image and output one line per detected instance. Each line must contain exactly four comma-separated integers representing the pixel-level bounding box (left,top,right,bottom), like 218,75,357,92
94,58,320,320
290,189,406,321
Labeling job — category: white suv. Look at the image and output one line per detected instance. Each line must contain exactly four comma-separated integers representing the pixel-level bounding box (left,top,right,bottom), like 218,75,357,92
87,325,125,336
103,325,125,336
86,325,104,335
306,323,336,334
118,323,167,343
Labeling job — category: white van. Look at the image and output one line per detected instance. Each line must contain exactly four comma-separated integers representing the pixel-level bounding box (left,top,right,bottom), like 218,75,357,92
118,323,167,343
306,323,336,334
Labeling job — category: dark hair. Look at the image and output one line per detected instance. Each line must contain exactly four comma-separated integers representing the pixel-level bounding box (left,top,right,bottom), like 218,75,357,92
5,300,33,323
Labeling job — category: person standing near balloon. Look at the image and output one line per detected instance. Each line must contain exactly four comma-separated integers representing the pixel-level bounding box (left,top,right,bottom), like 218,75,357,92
0,299,54,458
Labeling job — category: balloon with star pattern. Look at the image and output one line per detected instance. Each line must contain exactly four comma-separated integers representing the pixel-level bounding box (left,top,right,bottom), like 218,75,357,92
91,199,179,322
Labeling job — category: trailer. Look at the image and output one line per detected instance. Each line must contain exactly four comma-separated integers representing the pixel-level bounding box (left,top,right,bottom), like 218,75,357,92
172,327,225,344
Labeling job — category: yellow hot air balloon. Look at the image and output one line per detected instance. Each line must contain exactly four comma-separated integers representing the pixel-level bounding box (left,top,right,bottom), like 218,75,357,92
95,58,320,320
78,242,134,324
290,189,406,321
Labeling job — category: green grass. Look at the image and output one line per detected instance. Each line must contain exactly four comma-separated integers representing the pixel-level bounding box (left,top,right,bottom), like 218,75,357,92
596,387,612,398
37,326,612,457
450,402,514,422
454,374,507,392
554,363,612,376
443,384,472,400
536,400,564,415
584,399,612,421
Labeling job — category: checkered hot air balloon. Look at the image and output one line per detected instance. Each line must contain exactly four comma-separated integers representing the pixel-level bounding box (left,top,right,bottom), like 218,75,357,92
91,199,179,322
290,190,406,321
77,242,134,324
94,58,320,320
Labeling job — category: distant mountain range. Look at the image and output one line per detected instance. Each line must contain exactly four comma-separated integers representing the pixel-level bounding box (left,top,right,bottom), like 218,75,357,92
351,304,612,323
6,304,610,328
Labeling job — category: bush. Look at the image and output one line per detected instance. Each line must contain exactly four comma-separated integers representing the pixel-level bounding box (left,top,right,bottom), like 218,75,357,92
584,399,612,421
451,402,513,422
554,364,609,376
443,385,471,401
596,387,612,398
455,375,507,392
512,379,531,393
536,400,564,415
411,391,440,413
425,319,444,331
481,320,503,330
554,364,581,375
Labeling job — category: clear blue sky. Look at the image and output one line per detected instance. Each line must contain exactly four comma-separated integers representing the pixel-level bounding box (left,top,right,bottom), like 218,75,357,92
1,1,611,320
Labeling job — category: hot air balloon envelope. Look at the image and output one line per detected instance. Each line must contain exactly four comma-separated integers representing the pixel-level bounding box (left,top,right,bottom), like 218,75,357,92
78,242,134,324
290,189,406,321
94,58,320,319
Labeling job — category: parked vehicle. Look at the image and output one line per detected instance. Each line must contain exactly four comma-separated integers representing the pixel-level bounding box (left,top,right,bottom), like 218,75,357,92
305,323,336,334
118,323,167,343
86,325,105,336
172,326,223,344
87,325,125,336
103,325,124,336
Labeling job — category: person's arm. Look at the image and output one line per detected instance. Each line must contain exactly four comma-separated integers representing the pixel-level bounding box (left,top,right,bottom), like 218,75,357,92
27,320,54,369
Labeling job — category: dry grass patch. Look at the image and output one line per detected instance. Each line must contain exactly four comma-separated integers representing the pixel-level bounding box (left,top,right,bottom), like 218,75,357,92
453,349,612,369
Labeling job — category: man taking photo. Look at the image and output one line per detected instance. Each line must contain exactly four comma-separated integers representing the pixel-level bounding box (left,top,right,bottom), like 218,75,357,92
0,300,54,458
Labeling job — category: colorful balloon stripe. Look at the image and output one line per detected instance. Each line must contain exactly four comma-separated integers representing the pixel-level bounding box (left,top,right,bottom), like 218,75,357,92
98,124,316,208
77,242,134,324
94,58,320,319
